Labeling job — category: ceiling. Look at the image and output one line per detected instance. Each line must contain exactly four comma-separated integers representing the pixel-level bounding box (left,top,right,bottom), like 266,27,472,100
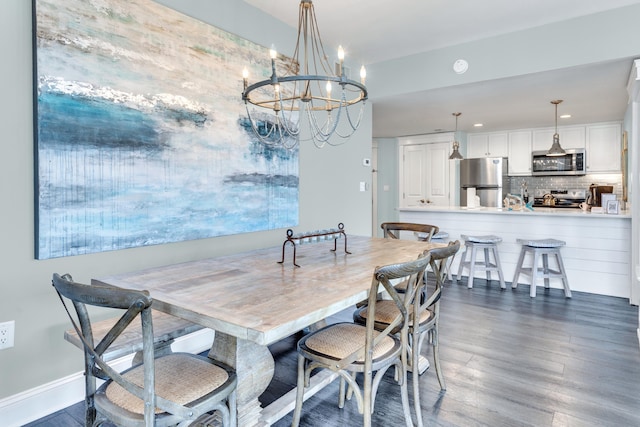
243,0,640,137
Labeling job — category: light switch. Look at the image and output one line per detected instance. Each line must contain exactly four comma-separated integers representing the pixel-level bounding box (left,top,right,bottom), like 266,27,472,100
359,182,366,192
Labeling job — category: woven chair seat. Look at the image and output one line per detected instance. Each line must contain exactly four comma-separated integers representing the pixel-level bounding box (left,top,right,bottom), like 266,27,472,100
356,300,433,326
432,231,449,240
103,353,229,415
304,323,397,362
461,234,502,244
516,238,566,248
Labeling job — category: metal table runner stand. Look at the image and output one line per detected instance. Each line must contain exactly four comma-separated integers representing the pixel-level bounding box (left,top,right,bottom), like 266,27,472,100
278,223,351,267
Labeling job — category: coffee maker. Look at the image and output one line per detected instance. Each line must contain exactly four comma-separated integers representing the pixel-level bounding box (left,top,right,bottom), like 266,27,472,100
587,184,614,207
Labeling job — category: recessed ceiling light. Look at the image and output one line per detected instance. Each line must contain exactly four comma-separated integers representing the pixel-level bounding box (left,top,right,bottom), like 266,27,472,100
473,123,483,127
560,114,571,119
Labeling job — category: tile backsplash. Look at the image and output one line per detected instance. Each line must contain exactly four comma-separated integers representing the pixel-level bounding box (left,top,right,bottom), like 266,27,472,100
508,173,623,200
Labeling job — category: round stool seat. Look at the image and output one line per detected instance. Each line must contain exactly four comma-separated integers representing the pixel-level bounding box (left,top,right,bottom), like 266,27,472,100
462,235,502,244
516,238,566,248
456,235,505,289
432,231,449,240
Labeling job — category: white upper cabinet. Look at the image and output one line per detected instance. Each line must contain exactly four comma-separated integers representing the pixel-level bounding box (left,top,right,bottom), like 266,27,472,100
467,133,508,158
586,123,621,173
507,130,532,175
532,126,586,151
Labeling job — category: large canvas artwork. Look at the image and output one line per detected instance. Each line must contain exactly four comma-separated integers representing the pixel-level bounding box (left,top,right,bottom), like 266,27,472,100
33,0,299,259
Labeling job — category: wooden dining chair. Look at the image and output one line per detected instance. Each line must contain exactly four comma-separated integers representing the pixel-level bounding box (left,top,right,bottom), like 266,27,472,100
51,273,237,427
353,241,461,427
291,253,432,427
381,222,440,242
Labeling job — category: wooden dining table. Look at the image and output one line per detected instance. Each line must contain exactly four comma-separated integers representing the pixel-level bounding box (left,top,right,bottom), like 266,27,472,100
92,235,443,426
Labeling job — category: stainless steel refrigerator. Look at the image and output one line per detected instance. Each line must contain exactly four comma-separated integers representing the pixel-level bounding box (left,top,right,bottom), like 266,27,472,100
459,157,509,208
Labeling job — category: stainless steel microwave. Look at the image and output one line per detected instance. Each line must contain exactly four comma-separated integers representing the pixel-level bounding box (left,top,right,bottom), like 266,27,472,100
531,148,586,176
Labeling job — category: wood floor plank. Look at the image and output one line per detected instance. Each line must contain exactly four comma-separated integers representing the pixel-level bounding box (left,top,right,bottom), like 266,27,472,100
268,277,640,427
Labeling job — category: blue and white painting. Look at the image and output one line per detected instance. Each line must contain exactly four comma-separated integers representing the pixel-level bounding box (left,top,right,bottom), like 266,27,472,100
34,0,299,259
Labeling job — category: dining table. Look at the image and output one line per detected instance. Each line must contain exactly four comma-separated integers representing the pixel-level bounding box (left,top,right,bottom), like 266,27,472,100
92,235,443,426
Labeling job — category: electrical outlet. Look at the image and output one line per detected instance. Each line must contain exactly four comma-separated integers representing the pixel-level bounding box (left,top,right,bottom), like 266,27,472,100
0,320,15,350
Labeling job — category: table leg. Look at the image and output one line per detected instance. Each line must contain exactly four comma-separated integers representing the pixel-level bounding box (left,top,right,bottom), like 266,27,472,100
208,332,275,427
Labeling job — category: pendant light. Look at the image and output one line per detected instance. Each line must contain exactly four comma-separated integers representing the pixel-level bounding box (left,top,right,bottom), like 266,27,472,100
547,100,566,156
449,112,463,160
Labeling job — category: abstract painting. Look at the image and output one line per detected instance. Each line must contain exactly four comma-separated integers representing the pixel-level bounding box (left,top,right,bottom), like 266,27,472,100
33,0,299,259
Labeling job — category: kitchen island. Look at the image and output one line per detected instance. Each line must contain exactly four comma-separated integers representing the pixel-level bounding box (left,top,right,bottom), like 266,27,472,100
399,206,632,298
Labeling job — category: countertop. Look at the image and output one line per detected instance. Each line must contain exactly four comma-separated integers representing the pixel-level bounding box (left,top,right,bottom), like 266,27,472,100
398,205,631,218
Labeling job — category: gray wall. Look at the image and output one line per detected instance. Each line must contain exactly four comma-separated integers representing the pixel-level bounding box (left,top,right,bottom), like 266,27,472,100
0,0,372,398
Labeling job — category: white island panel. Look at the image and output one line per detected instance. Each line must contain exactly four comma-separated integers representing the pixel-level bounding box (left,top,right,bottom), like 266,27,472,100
399,206,632,298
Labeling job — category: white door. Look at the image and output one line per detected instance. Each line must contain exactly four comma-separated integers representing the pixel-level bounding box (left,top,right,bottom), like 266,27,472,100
424,142,450,206
401,142,450,207
402,144,427,207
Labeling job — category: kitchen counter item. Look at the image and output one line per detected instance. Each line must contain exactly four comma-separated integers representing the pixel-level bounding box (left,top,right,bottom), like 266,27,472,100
534,189,586,209
588,184,614,207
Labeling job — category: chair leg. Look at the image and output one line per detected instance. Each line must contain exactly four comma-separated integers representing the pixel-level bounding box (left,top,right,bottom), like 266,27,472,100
412,329,423,427
432,328,446,390
228,389,237,427
338,376,346,408
291,355,306,427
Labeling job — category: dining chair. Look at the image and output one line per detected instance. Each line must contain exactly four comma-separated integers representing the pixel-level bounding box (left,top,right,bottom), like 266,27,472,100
380,222,439,242
353,241,461,427
51,273,237,427
291,253,432,427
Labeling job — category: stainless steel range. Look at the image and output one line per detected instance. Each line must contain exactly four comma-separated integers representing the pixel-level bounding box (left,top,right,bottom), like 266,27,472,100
533,188,587,208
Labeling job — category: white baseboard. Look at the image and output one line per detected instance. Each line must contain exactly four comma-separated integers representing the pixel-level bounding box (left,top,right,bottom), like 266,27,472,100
0,329,214,427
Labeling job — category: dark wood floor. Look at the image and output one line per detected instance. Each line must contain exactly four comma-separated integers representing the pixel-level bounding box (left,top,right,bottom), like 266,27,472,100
26,278,640,427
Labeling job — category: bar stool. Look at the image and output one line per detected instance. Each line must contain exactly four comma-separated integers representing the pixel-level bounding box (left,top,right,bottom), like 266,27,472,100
512,239,571,298
456,235,505,289
431,231,454,281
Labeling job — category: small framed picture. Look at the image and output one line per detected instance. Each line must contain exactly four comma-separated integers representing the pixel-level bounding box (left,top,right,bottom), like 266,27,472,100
606,200,619,214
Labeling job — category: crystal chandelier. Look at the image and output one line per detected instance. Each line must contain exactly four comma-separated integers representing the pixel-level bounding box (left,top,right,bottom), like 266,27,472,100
547,99,566,156
448,112,463,159
241,0,368,149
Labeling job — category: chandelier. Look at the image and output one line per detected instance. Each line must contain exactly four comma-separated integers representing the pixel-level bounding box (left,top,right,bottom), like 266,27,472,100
241,0,368,149
448,112,463,159
547,99,566,156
